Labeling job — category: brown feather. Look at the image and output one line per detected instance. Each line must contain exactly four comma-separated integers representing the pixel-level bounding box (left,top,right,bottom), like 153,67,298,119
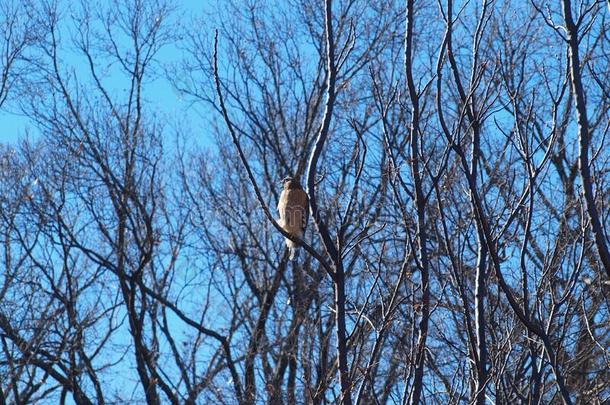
277,180,308,258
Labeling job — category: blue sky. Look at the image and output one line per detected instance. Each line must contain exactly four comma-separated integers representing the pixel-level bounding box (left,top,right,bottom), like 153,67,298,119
0,2,221,401
0,0,216,148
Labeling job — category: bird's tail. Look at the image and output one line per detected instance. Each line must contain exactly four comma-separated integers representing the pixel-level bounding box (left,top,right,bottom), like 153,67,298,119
286,238,300,260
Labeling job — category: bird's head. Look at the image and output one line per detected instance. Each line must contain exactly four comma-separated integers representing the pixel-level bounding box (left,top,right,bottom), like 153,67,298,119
281,176,301,190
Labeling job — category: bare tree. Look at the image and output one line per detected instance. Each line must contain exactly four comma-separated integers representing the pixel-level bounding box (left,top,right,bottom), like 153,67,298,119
0,0,608,404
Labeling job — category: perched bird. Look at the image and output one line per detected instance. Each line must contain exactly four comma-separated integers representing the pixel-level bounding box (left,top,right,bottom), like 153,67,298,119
277,176,308,260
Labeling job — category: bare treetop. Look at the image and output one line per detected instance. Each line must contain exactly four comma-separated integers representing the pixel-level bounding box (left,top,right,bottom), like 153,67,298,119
0,0,609,404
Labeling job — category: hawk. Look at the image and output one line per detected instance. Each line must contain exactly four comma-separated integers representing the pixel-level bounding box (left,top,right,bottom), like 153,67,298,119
277,176,308,260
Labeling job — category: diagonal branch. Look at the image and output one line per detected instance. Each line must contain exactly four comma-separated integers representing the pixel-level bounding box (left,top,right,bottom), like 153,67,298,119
212,30,334,277
562,0,610,279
